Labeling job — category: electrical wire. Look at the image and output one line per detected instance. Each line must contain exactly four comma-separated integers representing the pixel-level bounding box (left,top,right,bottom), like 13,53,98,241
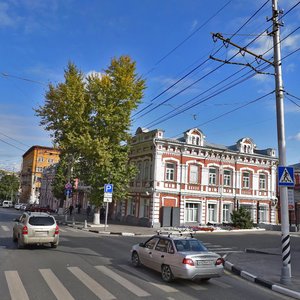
137,2,300,128
143,0,233,77
0,138,26,152
133,0,271,120
0,131,30,148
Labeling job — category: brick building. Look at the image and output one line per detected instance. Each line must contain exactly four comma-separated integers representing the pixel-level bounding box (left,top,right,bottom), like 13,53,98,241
20,146,60,204
116,127,278,227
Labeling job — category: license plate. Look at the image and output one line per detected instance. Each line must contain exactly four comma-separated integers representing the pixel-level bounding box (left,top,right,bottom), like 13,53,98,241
197,260,212,266
35,231,48,237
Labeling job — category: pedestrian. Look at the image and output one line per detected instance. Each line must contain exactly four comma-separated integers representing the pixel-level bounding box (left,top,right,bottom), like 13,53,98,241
86,205,91,217
77,203,81,214
100,206,105,220
69,204,74,215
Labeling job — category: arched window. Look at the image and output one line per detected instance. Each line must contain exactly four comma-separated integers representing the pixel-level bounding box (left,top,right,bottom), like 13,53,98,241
223,169,232,186
259,173,267,190
242,171,250,188
165,162,176,181
209,167,218,185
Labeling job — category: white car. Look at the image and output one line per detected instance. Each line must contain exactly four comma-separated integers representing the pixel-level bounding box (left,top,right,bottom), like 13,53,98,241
2,200,13,208
13,212,59,249
131,233,224,282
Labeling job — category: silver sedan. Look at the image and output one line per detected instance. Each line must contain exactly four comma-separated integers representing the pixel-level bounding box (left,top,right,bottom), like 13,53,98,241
131,234,224,282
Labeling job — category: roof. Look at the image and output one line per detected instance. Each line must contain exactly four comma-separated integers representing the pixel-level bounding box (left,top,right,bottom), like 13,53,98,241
22,145,60,158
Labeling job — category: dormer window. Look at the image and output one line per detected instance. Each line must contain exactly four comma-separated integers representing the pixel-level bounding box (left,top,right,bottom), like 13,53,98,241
184,128,205,146
237,138,256,154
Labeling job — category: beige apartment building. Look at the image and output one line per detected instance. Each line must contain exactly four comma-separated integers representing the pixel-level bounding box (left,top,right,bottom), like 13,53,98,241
20,146,60,204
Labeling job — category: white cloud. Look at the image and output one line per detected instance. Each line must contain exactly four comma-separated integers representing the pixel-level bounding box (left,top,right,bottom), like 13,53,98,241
190,20,198,32
85,71,103,79
289,132,300,141
0,2,18,27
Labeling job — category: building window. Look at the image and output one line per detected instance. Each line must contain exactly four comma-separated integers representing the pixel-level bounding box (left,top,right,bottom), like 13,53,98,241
258,206,268,222
48,158,54,163
137,162,142,181
165,163,175,181
209,167,217,185
223,169,232,186
222,204,231,223
36,167,43,172
185,203,199,222
242,172,250,188
189,165,199,184
208,203,217,222
259,173,266,190
37,157,44,162
144,161,149,181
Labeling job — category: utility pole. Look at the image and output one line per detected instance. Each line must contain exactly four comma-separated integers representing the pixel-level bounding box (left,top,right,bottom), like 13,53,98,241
272,0,291,284
211,0,291,284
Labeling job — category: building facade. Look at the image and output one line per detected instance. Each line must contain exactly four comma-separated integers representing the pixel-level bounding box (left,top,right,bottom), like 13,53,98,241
290,163,300,227
20,146,60,204
117,127,278,227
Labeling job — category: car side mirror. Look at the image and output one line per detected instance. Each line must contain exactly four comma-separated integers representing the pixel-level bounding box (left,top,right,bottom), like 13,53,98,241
139,242,145,247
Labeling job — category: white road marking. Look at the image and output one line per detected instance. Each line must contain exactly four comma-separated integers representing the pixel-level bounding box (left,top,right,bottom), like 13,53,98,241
1,225,10,231
40,269,74,300
68,266,116,300
95,265,151,297
211,279,232,289
120,264,178,293
5,270,29,300
186,282,208,290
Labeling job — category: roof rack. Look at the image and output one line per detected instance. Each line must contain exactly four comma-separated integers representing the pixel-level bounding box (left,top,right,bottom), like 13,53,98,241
156,230,195,239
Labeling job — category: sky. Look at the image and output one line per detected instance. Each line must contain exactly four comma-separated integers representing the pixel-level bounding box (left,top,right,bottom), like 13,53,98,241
0,0,300,172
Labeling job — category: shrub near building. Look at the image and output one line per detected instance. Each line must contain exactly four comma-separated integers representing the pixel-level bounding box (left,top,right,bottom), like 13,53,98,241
231,207,254,229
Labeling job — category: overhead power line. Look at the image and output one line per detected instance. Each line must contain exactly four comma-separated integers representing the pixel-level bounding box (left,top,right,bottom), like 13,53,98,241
144,0,232,76
0,138,26,152
134,0,271,120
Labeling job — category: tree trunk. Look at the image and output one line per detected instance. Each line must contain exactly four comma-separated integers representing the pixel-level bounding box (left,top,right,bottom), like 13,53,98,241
93,207,100,225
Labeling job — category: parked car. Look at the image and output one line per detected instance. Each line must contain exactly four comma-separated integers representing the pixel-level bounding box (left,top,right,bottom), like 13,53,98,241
2,200,13,208
13,212,59,249
131,234,224,282
14,203,26,210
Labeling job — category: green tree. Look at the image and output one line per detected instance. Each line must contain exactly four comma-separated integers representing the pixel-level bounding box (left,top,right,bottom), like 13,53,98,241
35,56,145,211
0,173,20,201
231,207,254,229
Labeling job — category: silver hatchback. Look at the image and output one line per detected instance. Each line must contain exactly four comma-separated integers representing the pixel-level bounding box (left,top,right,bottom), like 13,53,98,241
131,234,224,282
13,212,59,249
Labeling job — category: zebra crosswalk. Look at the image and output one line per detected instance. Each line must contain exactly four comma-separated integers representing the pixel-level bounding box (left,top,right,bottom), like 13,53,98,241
2,264,232,300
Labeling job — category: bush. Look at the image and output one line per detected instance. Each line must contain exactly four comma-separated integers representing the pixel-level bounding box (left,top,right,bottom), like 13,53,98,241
231,207,253,229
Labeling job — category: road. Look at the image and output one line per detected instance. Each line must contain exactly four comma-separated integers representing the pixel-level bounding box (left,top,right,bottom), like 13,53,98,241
0,208,292,300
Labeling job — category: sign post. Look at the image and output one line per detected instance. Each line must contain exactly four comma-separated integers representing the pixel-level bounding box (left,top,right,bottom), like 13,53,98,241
103,184,113,231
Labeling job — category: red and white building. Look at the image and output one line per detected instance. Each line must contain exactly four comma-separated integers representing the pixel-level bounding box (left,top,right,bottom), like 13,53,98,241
117,127,278,227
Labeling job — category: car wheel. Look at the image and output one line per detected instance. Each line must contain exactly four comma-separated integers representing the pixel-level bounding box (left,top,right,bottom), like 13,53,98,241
51,243,58,248
131,251,141,267
161,264,174,282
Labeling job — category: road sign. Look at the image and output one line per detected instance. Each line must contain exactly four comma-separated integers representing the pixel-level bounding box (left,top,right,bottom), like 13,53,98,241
65,182,72,190
104,192,113,198
278,166,294,186
104,184,113,193
103,197,113,203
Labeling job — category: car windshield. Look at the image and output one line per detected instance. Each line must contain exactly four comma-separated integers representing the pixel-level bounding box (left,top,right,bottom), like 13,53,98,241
28,216,55,226
174,239,207,252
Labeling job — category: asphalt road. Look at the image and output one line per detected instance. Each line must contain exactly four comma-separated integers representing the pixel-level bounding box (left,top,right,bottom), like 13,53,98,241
0,208,292,300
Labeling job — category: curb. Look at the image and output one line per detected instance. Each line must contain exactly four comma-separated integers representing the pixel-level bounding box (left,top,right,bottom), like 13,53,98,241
224,261,300,299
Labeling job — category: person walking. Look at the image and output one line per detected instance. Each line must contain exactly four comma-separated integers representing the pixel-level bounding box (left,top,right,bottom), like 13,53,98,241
86,205,91,218
69,204,74,215
77,203,81,214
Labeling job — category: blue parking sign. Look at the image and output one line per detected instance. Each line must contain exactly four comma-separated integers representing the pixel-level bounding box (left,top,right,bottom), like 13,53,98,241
104,184,113,193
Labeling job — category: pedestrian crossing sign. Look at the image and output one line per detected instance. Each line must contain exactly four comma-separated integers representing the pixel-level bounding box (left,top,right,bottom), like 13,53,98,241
278,166,294,186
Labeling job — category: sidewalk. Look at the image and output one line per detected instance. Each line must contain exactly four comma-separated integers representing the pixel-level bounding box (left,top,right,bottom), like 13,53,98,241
55,212,300,299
